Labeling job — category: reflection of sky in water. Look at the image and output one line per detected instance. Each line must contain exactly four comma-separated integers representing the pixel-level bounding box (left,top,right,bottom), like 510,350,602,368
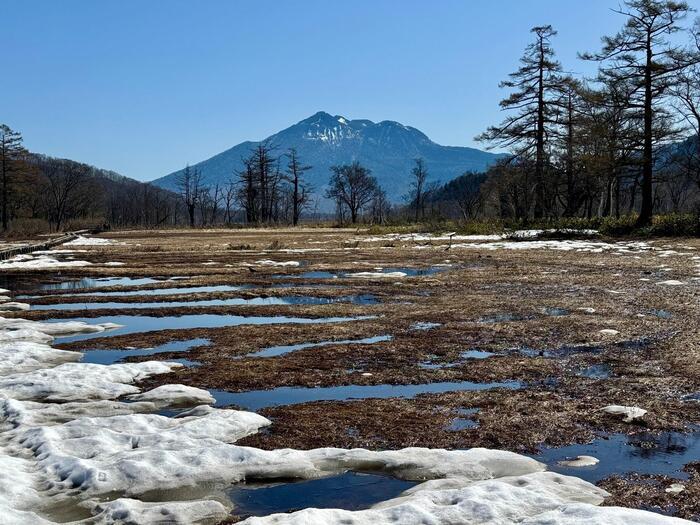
228,472,416,518
210,380,521,411
250,335,392,358
81,338,210,365
54,314,376,343
32,294,377,311
535,429,700,483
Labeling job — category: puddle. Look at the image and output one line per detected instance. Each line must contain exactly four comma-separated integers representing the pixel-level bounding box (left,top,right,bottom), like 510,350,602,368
0,275,45,293
460,349,495,360
447,408,480,431
616,338,653,351
650,309,673,319
167,358,202,367
228,472,416,518
249,335,392,359
40,277,174,291
517,344,603,358
479,313,530,323
274,271,338,279
410,322,441,331
576,364,612,379
418,360,460,370
31,294,378,311
420,349,495,369
26,284,248,299
534,429,700,483
54,314,376,343
543,307,570,317
210,380,521,411
80,338,210,365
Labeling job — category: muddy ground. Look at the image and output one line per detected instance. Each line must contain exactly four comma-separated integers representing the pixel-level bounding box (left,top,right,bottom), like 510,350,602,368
6,227,700,520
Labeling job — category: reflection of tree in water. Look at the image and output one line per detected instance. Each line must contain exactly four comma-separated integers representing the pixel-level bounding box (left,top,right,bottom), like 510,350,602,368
628,432,689,459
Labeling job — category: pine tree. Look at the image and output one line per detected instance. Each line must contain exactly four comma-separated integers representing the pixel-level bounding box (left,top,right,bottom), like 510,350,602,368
477,25,564,219
0,125,26,231
581,0,698,226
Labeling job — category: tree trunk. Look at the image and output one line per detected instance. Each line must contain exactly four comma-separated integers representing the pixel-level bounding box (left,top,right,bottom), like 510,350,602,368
637,42,654,227
534,36,546,219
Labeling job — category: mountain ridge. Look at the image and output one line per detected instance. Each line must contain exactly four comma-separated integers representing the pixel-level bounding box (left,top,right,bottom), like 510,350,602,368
151,111,507,204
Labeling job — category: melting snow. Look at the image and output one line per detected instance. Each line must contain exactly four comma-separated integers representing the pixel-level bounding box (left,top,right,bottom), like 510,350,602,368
64,236,121,246
254,260,301,267
0,254,91,270
0,311,689,524
601,405,647,423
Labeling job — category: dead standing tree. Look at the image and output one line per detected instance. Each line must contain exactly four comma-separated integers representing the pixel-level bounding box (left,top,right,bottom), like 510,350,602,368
176,165,202,227
284,148,312,226
410,158,428,221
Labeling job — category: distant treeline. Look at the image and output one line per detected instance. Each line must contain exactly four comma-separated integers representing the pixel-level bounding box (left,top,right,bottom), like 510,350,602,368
0,128,182,236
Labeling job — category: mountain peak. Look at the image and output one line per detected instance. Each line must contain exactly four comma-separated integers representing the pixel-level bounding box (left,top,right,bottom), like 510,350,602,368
153,113,505,205
300,111,347,125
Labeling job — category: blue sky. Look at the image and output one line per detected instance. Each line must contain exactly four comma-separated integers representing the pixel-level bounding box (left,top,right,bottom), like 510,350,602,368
4,0,683,181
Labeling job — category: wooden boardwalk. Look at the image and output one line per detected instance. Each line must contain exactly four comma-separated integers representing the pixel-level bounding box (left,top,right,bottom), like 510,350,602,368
0,231,89,261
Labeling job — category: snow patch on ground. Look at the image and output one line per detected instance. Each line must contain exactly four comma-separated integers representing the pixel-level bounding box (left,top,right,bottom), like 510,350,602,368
601,405,647,423
557,455,600,467
348,271,408,279
64,236,121,246
254,259,301,267
0,254,92,270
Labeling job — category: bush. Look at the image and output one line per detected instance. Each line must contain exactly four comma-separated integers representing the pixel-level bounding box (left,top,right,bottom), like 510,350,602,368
646,214,700,237
365,213,700,238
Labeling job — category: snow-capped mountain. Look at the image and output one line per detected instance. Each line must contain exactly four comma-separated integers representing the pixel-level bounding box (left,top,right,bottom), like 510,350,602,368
151,111,505,203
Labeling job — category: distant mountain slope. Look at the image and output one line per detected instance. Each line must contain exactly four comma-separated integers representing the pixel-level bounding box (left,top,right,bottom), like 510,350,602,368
152,111,506,203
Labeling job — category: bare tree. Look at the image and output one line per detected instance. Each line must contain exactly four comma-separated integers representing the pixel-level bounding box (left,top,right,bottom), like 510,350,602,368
410,158,428,221
41,158,91,231
285,148,312,226
176,165,202,227
325,162,379,224
370,187,390,224
223,180,237,224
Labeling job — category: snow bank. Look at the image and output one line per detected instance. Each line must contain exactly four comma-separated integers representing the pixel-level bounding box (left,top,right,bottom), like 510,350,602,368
89,498,228,525
0,301,30,312
237,470,687,525
0,317,121,338
0,341,81,375
127,384,215,407
64,236,120,246
0,254,91,270
0,361,181,401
